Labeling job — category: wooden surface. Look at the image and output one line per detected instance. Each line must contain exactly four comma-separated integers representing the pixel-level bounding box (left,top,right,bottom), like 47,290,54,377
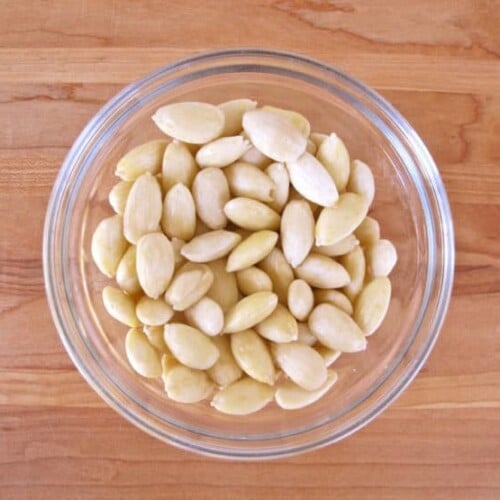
1,1,499,498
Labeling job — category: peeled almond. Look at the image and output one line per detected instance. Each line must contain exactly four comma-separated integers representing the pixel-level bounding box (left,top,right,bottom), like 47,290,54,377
297,323,317,346
196,136,251,168
281,200,314,267
354,277,392,336
286,152,338,207
115,140,167,181
136,296,174,326
161,183,196,241
316,133,350,192
152,102,225,144
275,370,338,410
211,377,274,415
314,289,353,316
315,345,342,367
143,325,170,353
223,292,278,333
308,303,367,352
164,262,214,311
242,109,307,162
185,296,224,336
235,266,273,296
206,259,240,312
230,329,275,385
265,162,290,213
218,98,258,136
108,180,133,215
347,159,375,207
162,364,214,403
272,342,327,391
91,215,128,277
226,230,278,272
125,328,162,377
207,335,243,387
256,303,298,343
355,216,380,247
315,193,368,246
365,239,398,277
341,246,366,301
314,234,359,257
258,248,294,303
225,162,276,202
287,279,314,321
136,233,175,299
181,230,242,263
295,254,350,289
161,141,198,191
224,197,280,231
262,105,311,137
102,286,139,327
116,246,141,295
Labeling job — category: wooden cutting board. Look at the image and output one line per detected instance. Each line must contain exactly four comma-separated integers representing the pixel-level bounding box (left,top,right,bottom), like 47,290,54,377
1,1,499,498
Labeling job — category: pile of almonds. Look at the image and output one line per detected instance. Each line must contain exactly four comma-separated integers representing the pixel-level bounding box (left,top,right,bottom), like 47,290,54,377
91,99,397,415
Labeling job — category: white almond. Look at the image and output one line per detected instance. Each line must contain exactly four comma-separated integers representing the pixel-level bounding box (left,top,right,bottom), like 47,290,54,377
265,162,290,213
108,180,133,215
235,266,273,296
196,136,251,168
281,200,314,268
207,335,243,387
261,105,311,137
116,246,141,295
341,246,366,301
163,365,214,403
162,141,198,192
355,216,380,248
161,183,196,241
164,262,214,311
192,168,230,229
218,98,258,136
211,377,274,415
347,159,375,207
286,152,338,207
91,215,128,277
255,303,298,343
125,328,162,378
181,230,242,263
123,173,162,244
206,258,240,312
224,197,280,231
308,303,367,352
185,296,224,336
314,234,359,257
287,279,314,321
102,286,139,327
223,292,278,333
275,370,338,410
115,140,167,181
225,162,276,202
295,254,350,289
365,239,398,277
136,233,175,299
315,193,369,247
297,323,317,346
226,230,278,272
242,109,307,162
314,289,353,315
152,102,225,144
230,329,275,385
136,296,174,326
316,133,350,192
354,277,392,336
258,248,294,303
164,323,219,370
315,345,342,367
272,342,327,391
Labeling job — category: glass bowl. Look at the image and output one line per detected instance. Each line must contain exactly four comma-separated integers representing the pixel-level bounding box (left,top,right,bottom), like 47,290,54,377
43,49,454,459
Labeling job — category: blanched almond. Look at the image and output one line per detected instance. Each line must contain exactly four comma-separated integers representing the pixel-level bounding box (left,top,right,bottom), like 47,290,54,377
136,233,175,299
224,197,280,231
218,98,257,136
136,296,174,326
286,152,338,207
226,230,278,272
287,279,314,321
164,262,214,311
240,145,273,169
207,335,243,387
108,180,133,215
295,254,350,289
281,200,314,268
162,364,214,403
143,325,170,353
265,162,290,213
297,323,317,346
315,193,369,246
125,328,162,377
314,289,353,315
354,277,392,336
365,239,398,277
223,291,278,333
315,345,342,367
235,266,273,296
161,141,198,191
185,296,224,336
123,173,162,244
261,105,311,137
230,329,275,385
275,370,338,410
347,159,375,207
164,323,219,369
308,303,367,352
91,215,128,277
255,303,298,343
341,246,366,301
258,248,294,303
181,230,242,263
272,342,327,391
115,140,167,181
225,162,276,202
316,133,350,192
355,216,380,247
192,168,230,229
152,102,225,144
211,377,274,415
314,233,359,257
242,109,307,162
116,246,141,295
196,136,251,168
206,259,240,312
161,183,196,241
102,286,139,327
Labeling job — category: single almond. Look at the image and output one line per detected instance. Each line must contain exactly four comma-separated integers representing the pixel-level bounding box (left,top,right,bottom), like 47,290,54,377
163,364,214,404
258,248,294,303
261,105,311,137
218,98,258,136
125,328,162,378
102,286,139,327
181,230,241,263
365,239,398,278
226,230,278,272
255,303,298,343
340,246,366,301
108,180,133,215
185,296,224,336
161,183,196,241
265,162,290,213
354,277,392,336
235,266,273,296
224,197,280,231
316,133,350,192
354,216,380,248
281,200,314,268
287,279,314,321
225,162,276,202
196,136,251,168
347,159,375,207
115,140,167,181
295,253,350,289
116,246,141,295
136,296,174,326
314,289,353,315
161,141,198,192
207,335,243,387
91,215,128,277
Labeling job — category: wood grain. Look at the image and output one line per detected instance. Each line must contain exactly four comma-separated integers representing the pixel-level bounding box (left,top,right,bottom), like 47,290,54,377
1,1,499,498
